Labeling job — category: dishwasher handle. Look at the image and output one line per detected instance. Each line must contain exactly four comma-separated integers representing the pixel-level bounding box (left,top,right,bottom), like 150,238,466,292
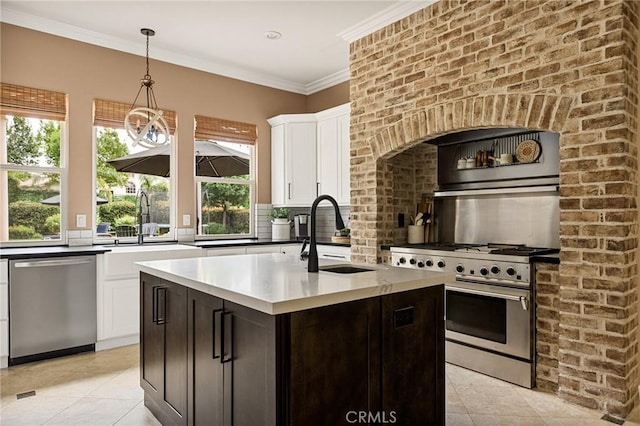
13,257,95,268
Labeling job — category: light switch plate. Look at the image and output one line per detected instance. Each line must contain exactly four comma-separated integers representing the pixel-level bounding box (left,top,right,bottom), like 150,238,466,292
76,214,86,228
182,214,191,226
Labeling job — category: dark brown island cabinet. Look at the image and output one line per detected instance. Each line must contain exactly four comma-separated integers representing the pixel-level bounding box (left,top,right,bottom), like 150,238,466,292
140,272,445,426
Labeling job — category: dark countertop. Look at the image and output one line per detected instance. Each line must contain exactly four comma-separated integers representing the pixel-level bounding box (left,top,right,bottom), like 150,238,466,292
531,253,560,265
1,239,350,260
0,245,112,260
193,238,349,248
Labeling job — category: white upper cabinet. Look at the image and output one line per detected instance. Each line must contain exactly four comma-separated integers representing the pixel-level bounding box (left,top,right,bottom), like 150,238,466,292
269,103,350,207
269,114,317,207
316,103,350,205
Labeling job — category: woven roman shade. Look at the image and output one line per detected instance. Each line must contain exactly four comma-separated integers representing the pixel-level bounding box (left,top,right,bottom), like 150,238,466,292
93,99,176,133
0,83,67,121
194,115,257,145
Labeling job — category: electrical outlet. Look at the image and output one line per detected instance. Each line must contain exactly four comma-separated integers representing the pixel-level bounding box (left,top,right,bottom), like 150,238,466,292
182,214,191,226
76,214,86,228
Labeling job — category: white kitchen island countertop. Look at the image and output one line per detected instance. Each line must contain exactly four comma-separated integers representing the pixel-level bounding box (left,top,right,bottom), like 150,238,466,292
137,253,454,314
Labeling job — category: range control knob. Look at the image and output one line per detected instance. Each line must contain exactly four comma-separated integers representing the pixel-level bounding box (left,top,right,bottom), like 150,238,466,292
437,260,446,268
409,258,416,265
399,257,406,264
455,264,464,273
480,267,489,276
425,259,433,267
491,265,500,274
417,261,425,268
506,267,517,276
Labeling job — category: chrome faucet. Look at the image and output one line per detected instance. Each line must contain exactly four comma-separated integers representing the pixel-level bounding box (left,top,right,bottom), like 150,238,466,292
307,194,345,273
138,190,150,245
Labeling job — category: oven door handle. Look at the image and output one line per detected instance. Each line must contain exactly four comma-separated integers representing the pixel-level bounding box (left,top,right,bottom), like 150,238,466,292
448,286,529,311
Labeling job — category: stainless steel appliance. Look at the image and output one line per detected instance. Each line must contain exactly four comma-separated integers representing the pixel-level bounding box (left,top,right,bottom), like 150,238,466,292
9,255,97,365
294,214,309,240
391,243,558,388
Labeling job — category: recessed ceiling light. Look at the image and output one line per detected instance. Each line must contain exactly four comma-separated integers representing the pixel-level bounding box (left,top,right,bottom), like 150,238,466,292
264,31,282,40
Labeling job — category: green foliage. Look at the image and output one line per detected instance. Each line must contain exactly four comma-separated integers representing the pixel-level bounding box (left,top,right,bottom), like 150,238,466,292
201,208,249,234
9,201,59,234
6,116,40,165
268,207,290,219
96,128,129,188
206,223,228,234
140,176,169,192
97,200,136,225
44,213,61,235
9,225,42,240
37,120,61,167
115,215,137,226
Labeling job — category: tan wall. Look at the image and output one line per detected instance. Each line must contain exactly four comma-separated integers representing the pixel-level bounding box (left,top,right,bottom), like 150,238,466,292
0,23,314,229
349,0,639,418
306,81,349,112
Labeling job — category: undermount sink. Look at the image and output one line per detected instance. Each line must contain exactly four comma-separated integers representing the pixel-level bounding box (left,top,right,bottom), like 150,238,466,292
319,265,375,274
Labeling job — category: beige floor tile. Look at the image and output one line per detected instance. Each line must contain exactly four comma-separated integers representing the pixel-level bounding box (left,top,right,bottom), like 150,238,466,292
42,397,139,426
446,383,467,414
113,401,161,426
446,363,515,389
541,418,612,425
471,414,546,425
455,384,539,417
88,368,143,400
445,413,474,425
0,395,81,425
516,387,603,419
36,370,116,398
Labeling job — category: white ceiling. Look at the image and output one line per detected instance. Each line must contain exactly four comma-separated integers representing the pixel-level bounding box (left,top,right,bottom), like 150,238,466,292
1,1,434,95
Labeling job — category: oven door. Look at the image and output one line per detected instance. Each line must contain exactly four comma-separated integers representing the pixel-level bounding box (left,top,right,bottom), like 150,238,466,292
445,280,532,360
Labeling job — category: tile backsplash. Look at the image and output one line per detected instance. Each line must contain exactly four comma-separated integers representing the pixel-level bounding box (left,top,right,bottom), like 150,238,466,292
257,204,350,241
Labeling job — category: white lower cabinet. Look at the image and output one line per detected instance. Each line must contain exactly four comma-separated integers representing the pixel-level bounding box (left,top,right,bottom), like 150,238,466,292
317,245,351,262
0,259,7,368
97,245,202,351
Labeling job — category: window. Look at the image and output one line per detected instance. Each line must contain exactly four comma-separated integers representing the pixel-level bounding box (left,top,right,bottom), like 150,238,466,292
93,99,177,242
194,116,256,238
0,83,66,243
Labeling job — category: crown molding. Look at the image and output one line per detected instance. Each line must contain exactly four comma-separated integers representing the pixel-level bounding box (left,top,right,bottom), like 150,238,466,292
0,7,309,94
337,0,437,43
303,68,350,95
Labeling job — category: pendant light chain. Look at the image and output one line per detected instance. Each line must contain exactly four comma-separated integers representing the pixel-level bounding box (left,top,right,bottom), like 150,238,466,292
124,27,170,148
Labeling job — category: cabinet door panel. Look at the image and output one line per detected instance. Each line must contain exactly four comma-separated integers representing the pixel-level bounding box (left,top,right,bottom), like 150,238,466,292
271,125,285,206
382,286,444,425
188,289,224,426
224,301,277,426
337,113,351,205
317,117,339,199
289,298,381,426
286,122,316,205
141,274,163,396
163,281,188,423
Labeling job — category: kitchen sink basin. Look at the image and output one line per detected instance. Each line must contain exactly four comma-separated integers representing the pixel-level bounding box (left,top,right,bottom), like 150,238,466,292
319,265,375,274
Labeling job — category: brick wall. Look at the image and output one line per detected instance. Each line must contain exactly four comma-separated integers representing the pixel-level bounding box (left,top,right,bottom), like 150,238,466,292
536,262,561,392
349,0,639,418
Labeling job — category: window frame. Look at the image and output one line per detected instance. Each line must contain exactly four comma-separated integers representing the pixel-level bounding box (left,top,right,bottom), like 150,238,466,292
0,114,68,247
195,141,255,240
91,126,176,244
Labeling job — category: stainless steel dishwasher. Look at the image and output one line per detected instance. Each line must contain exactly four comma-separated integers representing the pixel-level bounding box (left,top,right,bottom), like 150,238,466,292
9,255,97,365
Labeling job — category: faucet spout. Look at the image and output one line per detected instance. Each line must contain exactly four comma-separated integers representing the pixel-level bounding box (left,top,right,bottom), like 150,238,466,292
308,194,345,273
138,190,150,245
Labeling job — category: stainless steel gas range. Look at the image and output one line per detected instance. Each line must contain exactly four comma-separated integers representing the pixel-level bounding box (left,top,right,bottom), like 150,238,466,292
391,243,559,388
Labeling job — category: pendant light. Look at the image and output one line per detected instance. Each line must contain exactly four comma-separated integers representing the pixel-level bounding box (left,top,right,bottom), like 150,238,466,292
124,28,170,148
